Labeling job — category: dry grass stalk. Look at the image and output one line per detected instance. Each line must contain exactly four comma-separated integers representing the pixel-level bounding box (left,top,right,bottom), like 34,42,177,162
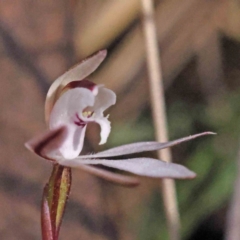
225,147,240,240
140,0,180,240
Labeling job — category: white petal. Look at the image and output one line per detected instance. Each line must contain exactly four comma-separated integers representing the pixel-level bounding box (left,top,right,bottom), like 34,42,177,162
45,50,107,123
58,124,87,159
49,88,94,159
79,86,116,145
64,158,196,179
25,126,68,160
92,87,116,145
79,113,111,145
58,159,139,187
77,132,216,159
49,88,94,129
93,87,116,116
94,117,111,145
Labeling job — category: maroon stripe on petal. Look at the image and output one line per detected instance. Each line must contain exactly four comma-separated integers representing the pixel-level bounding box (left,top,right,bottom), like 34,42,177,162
74,113,87,127
64,79,97,92
25,126,68,161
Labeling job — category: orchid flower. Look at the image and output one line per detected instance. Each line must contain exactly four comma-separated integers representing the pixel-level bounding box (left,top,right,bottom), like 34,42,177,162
25,50,214,187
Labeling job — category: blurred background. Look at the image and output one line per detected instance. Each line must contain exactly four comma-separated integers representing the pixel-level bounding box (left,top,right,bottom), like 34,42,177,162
0,0,240,239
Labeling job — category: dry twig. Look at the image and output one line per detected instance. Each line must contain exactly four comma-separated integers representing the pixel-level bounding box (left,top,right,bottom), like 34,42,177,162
225,147,240,240
141,0,180,239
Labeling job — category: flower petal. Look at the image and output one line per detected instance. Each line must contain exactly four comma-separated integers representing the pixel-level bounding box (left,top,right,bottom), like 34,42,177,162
49,88,95,159
64,79,97,92
57,124,87,159
25,126,68,160
45,50,107,123
62,79,99,97
92,87,116,115
80,87,116,145
77,132,216,159
94,117,111,145
58,159,139,187
59,158,196,179
49,88,94,128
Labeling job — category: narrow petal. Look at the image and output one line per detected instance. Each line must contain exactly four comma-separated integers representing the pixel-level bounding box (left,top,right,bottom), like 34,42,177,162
77,132,216,159
45,50,107,123
93,117,111,145
76,158,196,179
25,126,68,160
58,159,139,187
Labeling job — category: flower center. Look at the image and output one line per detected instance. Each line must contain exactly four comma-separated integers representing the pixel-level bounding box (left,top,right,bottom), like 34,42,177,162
74,111,93,127
82,111,93,117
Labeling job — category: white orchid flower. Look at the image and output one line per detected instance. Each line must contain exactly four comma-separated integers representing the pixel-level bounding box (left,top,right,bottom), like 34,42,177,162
25,50,214,187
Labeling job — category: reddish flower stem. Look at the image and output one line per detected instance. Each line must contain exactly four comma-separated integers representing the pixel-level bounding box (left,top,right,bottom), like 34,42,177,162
41,164,72,240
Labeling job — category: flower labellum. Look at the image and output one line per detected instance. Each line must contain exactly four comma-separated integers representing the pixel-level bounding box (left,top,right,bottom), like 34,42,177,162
25,50,215,187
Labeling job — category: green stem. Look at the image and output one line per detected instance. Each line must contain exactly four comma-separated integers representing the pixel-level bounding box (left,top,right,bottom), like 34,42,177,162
41,164,72,240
